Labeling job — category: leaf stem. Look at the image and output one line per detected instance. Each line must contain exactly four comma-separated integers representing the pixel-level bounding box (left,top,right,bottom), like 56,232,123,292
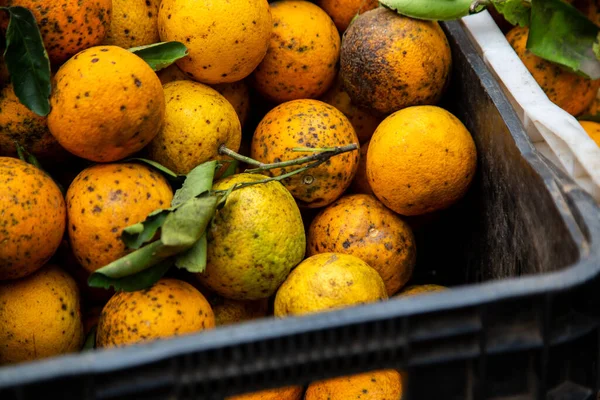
212,158,329,196
218,144,359,173
218,146,262,166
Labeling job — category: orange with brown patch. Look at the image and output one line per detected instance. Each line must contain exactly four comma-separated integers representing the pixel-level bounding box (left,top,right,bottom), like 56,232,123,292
66,163,173,273
340,7,452,115
5,0,112,65
251,99,359,208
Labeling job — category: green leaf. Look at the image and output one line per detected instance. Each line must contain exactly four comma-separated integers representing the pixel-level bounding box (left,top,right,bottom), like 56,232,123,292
2,6,51,116
219,160,239,180
161,196,218,247
174,233,208,273
126,158,183,181
88,259,172,292
594,32,600,61
89,240,181,282
121,209,170,249
491,0,531,27
380,0,485,20
172,161,217,207
14,142,41,169
129,41,188,71
82,326,96,351
528,0,600,79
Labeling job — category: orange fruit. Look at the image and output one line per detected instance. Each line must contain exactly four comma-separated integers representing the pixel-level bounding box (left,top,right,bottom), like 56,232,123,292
198,174,306,300
274,253,388,317
316,0,379,32
5,0,112,65
584,94,600,116
252,0,340,103
0,265,84,365
340,7,452,115
212,297,269,326
397,284,447,297
0,84,66,160
308,194,417,296
251,99,359,208
104,0,161,48
227,386,304,400
157,64,190,84
157,66,252,127
146,80,242,175
212,81,251,128
506,27,600,116
306,369,402,399
580,120,600,146
158,0,272,84
66,163,173,273
367,106,477,216
320,77,382,144
96,279,215,348
48,45,165,162
0,157,66,280
350,139,373,195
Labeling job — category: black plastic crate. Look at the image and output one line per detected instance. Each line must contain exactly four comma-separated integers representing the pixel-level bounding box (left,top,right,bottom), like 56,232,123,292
1,20,600,400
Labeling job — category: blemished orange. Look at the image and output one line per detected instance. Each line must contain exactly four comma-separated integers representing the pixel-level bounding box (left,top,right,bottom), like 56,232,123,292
157,64,190,84
367,106,477,216
0,157,66,280
506,27,600,116
306,369,402,400
212,81,251,127
584,95,600,116
199,174,306,300
147,80,242,175
48,46,165,162
96,279,215,347
0,84,66,160
252,0,340,103
157,65,251,127
320,77,382,144
274,253,388,317
226,386,304,400
212,298,269,326
308,194,417,296
0,265,84,365
5,0,112,65
316,0,379,32
103,0,161,48
251,99,359,208
340,7,452,115
580,120,600,147
350,139,373,195
158,0,272,84
397,284,447,297
66,163,173,273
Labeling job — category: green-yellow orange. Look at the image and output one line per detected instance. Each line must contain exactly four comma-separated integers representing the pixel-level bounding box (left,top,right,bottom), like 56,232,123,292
198,174,306,300
274,252,387,316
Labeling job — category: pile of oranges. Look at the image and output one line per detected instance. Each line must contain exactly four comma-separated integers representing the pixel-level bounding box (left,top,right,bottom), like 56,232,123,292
0,1,479,398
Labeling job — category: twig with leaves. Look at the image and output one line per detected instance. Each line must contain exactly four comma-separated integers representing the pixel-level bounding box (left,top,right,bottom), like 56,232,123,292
88,144,359,292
